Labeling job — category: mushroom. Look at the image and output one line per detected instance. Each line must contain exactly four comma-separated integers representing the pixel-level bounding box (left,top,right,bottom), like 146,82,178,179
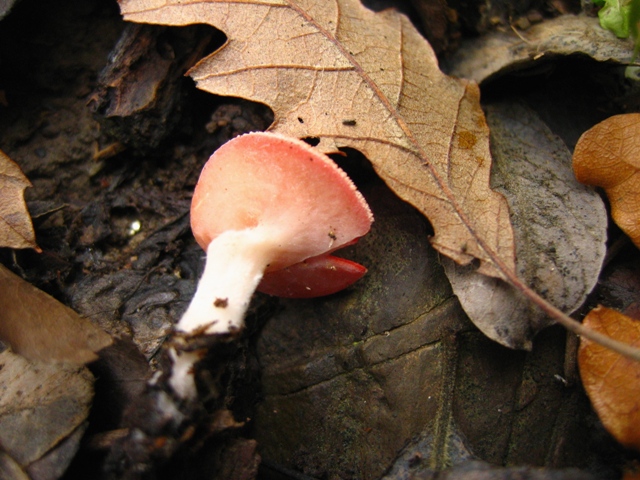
257,249,368,298
169,132,373,398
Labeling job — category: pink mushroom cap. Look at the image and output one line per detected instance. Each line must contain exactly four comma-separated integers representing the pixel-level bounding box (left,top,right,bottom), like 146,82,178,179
190,132,373,297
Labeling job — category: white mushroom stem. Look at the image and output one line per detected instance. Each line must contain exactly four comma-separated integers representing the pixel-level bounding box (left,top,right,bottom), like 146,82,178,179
168,227,274,398
178,228,273,335
168,349,202,399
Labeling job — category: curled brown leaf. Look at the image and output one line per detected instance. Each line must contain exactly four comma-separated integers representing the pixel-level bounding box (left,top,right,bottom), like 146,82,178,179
0,150,40,252
578,306,640,451
573,113,640,248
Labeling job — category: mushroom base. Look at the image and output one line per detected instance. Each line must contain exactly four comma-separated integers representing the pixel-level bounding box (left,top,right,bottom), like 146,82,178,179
170,228,272,398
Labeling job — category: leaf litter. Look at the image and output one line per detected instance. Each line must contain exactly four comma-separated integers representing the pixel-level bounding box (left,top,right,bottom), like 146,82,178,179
579,306,640,452
444,13,639,84
119,0,517,281
573,113,640,249
0,264,112,479
0,349,95,479
0,264,112,364
0,151,40,252
0,151,113,475
108,0,640,476
1,0,640,478
443,101,607,349
117,0,640,361
572,112,640,461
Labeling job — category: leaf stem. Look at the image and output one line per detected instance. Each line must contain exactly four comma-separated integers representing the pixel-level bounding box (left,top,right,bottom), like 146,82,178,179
504,263,640,362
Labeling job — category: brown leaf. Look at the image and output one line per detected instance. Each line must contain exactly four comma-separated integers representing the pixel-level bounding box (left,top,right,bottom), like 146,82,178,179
578,306,640,451
573,113,640,248
0,349,94,474
0,150,40,252
118,0,516,279
0,264,112,364
443,101,607,350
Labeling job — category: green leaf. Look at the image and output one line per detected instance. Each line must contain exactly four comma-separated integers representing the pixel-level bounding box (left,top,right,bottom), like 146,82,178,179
599,0,633,38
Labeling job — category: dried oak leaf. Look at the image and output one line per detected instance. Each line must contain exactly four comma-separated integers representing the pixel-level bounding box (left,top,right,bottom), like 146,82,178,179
118,0,516,280
0,150,40,252
0,264,112,364
578,306,640,451
573,113,640,249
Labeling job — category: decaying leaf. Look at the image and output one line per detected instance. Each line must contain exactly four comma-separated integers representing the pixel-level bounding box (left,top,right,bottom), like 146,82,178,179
573,113,640,249
578,306,640,451
254,172,604,478
0,150,40,252
445,14,638,84
0,264,112,364
443,102,607,349
0,349,94,478
118,0,516,281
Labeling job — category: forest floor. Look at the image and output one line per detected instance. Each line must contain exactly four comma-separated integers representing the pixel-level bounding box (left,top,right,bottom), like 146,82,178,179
1,0,639,479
